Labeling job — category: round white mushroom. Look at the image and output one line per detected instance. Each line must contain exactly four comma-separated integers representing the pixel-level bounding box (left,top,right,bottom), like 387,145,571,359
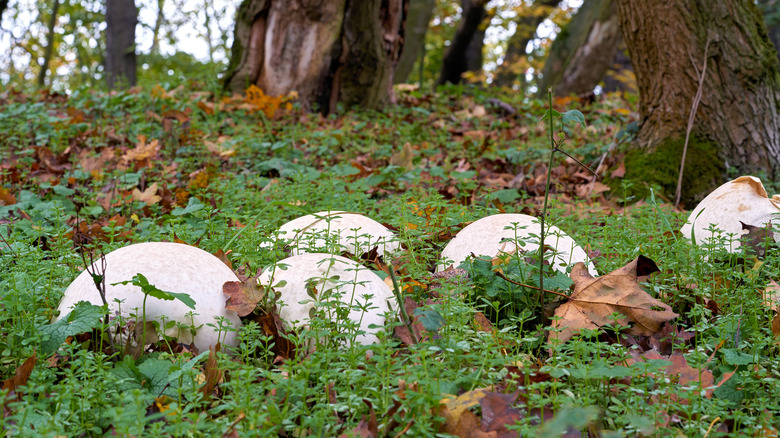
257,253,397,346
437,213,597,276
265,211,399,257
680,176,780,251
55,242,243,352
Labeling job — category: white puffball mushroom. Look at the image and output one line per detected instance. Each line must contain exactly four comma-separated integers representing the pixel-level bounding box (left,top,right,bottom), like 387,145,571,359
266,211,400,257
437,213,597,276
680,176,780,250
257,253,396,346
55,242,243,352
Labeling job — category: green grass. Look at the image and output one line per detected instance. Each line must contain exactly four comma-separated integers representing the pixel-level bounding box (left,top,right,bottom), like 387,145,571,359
1,82,779,436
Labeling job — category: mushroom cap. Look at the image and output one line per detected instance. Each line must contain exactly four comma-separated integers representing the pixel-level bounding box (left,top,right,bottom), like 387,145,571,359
680,176,780,250
257,253,396,345
438,214,597,276
55,242,242,352
267,211,399,257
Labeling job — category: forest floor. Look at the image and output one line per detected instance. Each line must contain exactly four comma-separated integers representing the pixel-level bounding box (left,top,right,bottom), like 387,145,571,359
1,83,778,437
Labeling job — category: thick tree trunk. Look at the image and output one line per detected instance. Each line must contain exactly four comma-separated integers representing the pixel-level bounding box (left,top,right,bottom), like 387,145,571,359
394,0,435,84
538,0,622,97
37,0,61,88
616,0,780,203
494,0,561,87
437,0,487,85
224,0,407,113
105,0,137,89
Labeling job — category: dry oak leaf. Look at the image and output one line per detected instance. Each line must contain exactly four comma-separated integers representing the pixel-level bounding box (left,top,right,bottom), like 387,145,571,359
131,182,162,205
440,387,496,438
223,278,266,317
627,349,734,401
551,256,678,344
121,136,160,164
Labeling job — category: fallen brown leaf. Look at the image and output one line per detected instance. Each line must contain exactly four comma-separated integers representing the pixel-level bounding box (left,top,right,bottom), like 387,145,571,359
200,344,223,399
2,353,36,396
339,400,377,438
224,278,266,317
132,182,162,205
479,391,521,437
551,256,678,344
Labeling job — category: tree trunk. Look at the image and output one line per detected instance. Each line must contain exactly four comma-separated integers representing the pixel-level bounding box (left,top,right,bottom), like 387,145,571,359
759,0,780,64
37,0,61,88
538,0,622,97
224,0,408,113
494,0,561,87
105,0,137,89
394,0,435,84
615,0,780,204
150,0,165,56
437,0,487,85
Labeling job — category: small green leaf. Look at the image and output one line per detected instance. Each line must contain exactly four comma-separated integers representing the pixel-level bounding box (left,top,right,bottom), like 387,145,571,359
545,272,574,291
538,108,563,124
562,109,586,128
414,308,445,332
112,273,197,310
722,348,754,366
171,197,205,216
39,301,105,355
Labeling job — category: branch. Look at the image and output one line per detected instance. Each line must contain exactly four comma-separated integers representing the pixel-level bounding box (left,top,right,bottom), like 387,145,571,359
494,270,570,299
675,37,711,207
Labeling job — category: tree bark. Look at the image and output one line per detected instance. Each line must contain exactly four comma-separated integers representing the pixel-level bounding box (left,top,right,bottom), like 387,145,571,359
150,0,165,56
224,0,407,113
437,0,487,85
616,0,780,204
105,0,137,89
37,0,61,88
394,0,435,84
494,0,561,87
759,0,780,64
538,0,622,97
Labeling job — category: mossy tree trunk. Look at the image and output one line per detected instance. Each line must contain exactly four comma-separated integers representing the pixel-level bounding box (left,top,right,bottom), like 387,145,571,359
224,0,408,113
616,0,780,202
538,0,622,97
394,0,435,84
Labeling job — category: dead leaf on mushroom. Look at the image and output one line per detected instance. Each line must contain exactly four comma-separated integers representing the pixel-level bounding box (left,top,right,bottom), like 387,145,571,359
551,256,678,344
224,278,267,317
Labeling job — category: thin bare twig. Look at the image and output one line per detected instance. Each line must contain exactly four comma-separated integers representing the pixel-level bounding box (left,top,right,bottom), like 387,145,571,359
555,148,599,178
675,37,711,207
493,270,569,299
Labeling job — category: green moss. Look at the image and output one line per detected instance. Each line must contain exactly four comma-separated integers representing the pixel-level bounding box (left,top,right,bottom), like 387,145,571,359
615,135,725,207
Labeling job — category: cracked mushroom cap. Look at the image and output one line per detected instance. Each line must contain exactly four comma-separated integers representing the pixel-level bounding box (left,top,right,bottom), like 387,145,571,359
437,213,597,276
267,211,400,257
55,242,243,352
680,176,780,250
258,253,396,346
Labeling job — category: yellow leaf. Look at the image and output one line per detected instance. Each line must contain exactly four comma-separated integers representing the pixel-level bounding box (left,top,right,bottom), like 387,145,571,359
132,183,161,205
440,387,492,426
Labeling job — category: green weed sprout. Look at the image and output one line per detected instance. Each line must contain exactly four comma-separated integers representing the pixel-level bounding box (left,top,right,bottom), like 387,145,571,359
112,273,196,354
537,88,594,313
